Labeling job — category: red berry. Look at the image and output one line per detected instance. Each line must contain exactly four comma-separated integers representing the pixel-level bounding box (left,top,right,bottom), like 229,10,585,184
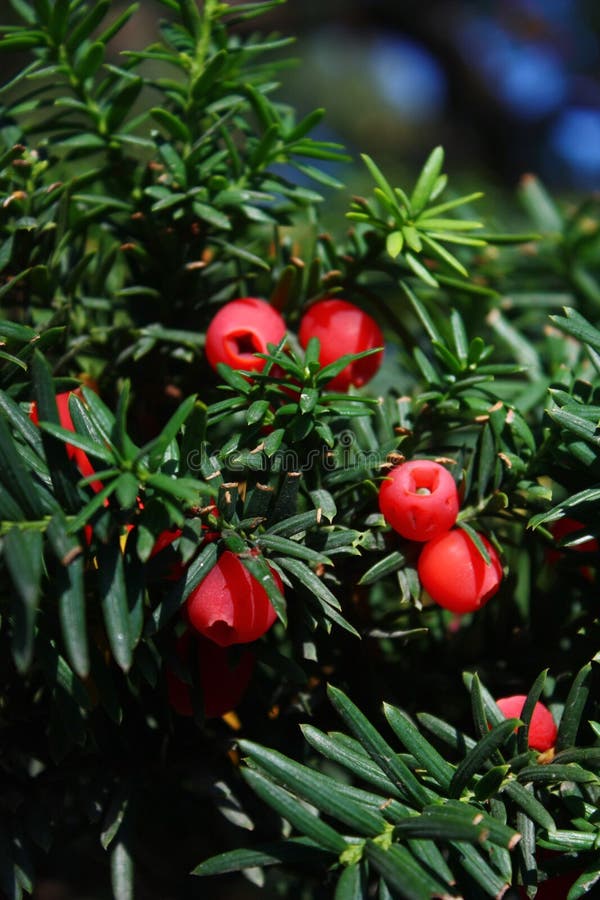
167,632,255,718
298,298,384,391
495,694,557,752
418,529,502,614
185,550,281,646
30,389,102,493
205,297,287,373
517,870,582,899
379,460,459,542
547,517,598,560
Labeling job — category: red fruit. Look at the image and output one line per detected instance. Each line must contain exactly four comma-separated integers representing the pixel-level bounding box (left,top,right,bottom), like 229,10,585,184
547,517,598,561
418,529,502,614
185,550,281,646
495,694,557,752
517,869,582,899
298,298,384,391
167,633,255,718
379,460,459,542
151,528,183,557
205,297,287,374
30,389,103,493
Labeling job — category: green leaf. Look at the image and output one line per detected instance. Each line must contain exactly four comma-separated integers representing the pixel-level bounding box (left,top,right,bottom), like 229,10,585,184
46,517,89,679
97,536,133,672
300,725,408,801
393,808,488,844
468,672,500,744
517,764,597,785
0,415,43,517
318,347,383,385
8,0,36,24
419,191,484,220
276,556,340,611
501,781,556,831
550,307,600,355
518,669,549,754
192,837,331,877
448,719,521,798
75,40,105,80
410,146,444,213
309,489,336,522
137,394,197,470
383,705,455,791
101,784,130,850
451,841,509,897
97,2,140,45
518,173,563,232
360,154,400,208
428,801,519,849
386,231,404,259
257,534,331,566
66,1,110,48
556,662,592,752
420,233,468,277
104,77,143,133
569,866,600,899
327,685,433,808
241,768,347,853
190,48,228,100
238,551,287,627
400,281,442,343
365,840,449,900
334,862,366,900
111,840,134,900
473,765,510,802
48,0,70,44
405,252,439,287
150,107,191,143
39,637,90,711
38,421,114,464
146,472,202,504
4,528,43,672
417,713,476,755
240,741,388,838
358,551,406,586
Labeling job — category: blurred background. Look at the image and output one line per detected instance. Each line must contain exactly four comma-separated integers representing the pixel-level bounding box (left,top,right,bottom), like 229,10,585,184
4,0,600,196
264,0,600,194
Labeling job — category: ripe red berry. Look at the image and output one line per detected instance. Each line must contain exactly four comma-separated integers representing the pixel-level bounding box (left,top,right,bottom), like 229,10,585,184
30,389,102,493
205,297,287,374
379,460,459,542
298,298,384,391
167,632,255,718
495,694,557,752
185,550,281,646
418,529,502,614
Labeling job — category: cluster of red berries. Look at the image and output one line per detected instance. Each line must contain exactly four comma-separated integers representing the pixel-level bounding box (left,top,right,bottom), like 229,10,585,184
378,459,503,614
205,295,384,392
29,390,282,719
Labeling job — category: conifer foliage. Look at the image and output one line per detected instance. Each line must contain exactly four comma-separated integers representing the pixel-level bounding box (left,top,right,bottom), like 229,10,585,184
0,2,599,898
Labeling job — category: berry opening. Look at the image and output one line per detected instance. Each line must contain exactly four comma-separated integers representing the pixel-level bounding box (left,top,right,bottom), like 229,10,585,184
226,330,263,359
408,464,440,495
203,620,237,646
